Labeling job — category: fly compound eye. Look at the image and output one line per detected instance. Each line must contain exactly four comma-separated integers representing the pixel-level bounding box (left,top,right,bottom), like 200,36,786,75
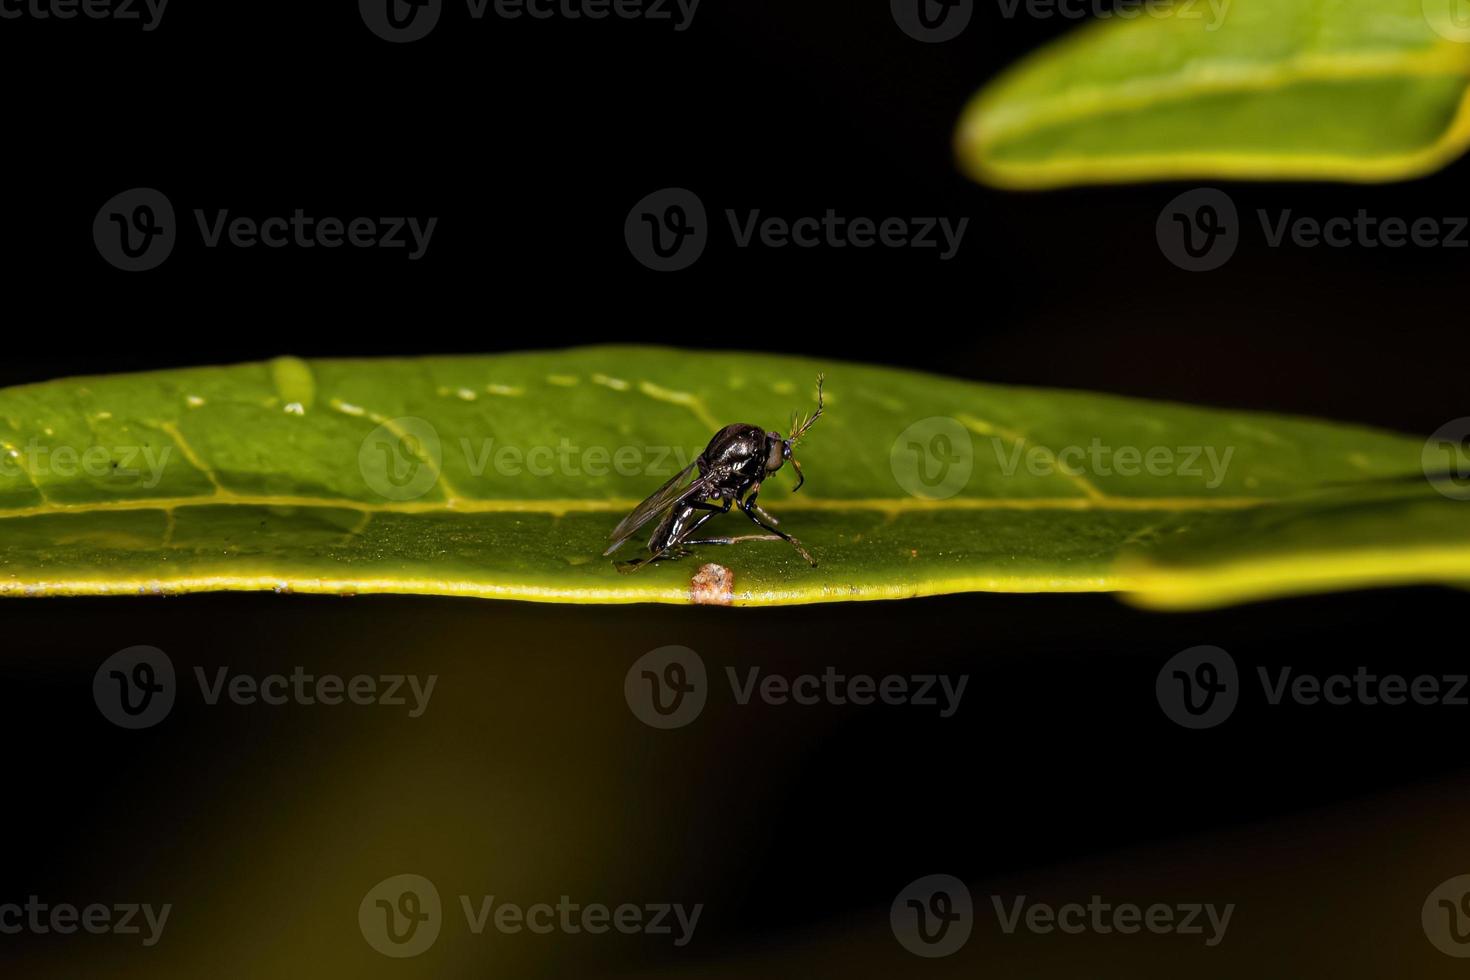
766,437,786,472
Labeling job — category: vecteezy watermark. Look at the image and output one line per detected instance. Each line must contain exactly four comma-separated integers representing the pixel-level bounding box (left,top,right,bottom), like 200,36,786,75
1423,0,1470,43
991,895,1234,946
888,417,1235,500
359,874,701,957
994,0,1228,28
93,188,177,272
891,0,973,42
1158,187,1470,271
1257,666,1470,708
624,188,707,272
1423,418,1470,501
194,666,437,717
359,418,443,502
624,647,968,728
1156,188,1240,272
891,874,1234,955
193,209,436,259
893,0,1227,40
1158,646,1470,729
357,417,706,501
359,0,443,41
891,417,974,500
460,895,701,946
1156,646,1238,729
625,188,969,271
94,646,177,730
359,0,700,42
0,897,171,947
990,437,1233,488
892,875,973,957
93,188,437,271
360,874,443,958
624,646,708,729
726,666,968,716
0,438,172,490
94,647,438,728
0,0,169,30
1424,874,1470,957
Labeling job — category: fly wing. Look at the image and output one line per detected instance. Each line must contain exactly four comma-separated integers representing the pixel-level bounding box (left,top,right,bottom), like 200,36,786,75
604,461,722,555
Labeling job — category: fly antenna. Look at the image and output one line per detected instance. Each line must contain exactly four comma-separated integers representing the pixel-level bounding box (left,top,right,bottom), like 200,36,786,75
788,373,825,446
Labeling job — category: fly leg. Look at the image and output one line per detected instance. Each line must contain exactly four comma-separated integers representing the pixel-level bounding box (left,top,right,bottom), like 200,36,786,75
749,500,780,526
616,498,730,573
680,534,784,547
658,501,731,561
739,492,816,566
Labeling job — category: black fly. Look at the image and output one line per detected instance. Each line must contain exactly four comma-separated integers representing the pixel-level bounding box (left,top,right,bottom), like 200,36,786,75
605,375,826,573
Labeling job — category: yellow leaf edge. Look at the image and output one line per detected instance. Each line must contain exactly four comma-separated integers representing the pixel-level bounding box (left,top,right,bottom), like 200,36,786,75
5,549,1470,609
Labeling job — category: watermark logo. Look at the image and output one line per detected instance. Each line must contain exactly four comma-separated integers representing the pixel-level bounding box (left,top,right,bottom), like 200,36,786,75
96,189,436,270
361,874,443,958
1424,418,1470,501
1424,0,1470,42
360,875,700,954
890,418,1234,499
94,188,176,272
891,417,974,500
1160,648,1467,728
892,874,973,957
96,649,436,726
360,0,443,41
626,187,708,272
891,0,973,41
1160,187,1470,269
625,646,707,729
93,646,176,729
356,422,713,500
626,188,969,269
626,649,968,727
1156,645,1238,729
1424,875,1470,957
1156,188,1238,272
359,418,443,501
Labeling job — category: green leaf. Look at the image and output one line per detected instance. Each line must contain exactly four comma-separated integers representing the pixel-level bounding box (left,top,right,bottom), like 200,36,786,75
956,0,1470,188
0,347,1463,608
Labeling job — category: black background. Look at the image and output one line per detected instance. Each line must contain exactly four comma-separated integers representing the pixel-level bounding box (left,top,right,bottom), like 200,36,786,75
2,0,1469,976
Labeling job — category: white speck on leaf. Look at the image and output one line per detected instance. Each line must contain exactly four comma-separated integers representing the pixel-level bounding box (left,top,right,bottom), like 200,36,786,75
691,563,734,606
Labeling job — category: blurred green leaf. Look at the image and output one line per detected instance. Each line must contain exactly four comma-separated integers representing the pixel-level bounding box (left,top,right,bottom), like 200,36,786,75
957,0,1470,187
0,346,1463,608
